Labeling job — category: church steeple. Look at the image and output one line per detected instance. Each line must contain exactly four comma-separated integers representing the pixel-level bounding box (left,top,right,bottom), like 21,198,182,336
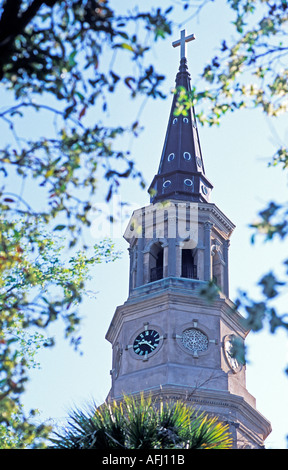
149,30,213,204
105,30,272,449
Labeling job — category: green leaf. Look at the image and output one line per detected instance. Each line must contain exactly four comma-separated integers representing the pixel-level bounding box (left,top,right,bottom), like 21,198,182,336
68,50,77,67
114,43,134,52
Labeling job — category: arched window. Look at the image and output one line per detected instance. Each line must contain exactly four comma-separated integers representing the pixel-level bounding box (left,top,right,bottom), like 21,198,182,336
150,243,164,282
183,152,191,160
167,153,175,162
181,249,197,279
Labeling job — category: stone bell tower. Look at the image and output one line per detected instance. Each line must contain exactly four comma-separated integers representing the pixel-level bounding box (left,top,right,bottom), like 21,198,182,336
105,30,271,449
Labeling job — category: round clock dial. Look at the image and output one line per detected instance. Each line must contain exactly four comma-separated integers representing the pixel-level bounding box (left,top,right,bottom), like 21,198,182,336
133,329,160,356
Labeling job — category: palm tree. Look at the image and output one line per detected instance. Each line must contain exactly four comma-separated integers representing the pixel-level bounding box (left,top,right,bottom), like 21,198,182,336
51,394,232,449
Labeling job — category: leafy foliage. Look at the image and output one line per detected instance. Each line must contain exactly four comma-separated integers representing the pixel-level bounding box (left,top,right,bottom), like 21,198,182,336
0,0,172,245
0,218,120,447
0,401,50,449
191,0,288,124
51,394,232,449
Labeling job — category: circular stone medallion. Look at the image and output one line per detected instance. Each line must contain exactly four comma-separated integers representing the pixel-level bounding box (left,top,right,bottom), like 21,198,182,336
181,328,209,354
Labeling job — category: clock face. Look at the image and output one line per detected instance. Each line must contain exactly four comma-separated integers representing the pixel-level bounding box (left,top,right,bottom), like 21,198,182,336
133,329,160,356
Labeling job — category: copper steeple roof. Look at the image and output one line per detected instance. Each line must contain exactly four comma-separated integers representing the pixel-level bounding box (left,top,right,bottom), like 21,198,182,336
148,32,213,204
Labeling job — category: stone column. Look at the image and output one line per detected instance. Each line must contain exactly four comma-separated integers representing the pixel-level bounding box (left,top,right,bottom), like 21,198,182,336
223,239,230,297
143,248,150,284
136,237,144,287
204,221,213,281
167,238,177,277
128,247,133,293
196,244,204,280
163,242,169,278
175,242,182,277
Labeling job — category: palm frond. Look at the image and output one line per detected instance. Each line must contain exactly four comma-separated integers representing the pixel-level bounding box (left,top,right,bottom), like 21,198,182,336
51,394,233,449
187,411,233,449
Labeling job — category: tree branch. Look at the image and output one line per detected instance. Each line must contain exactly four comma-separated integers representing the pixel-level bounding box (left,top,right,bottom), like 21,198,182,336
0,0,58,67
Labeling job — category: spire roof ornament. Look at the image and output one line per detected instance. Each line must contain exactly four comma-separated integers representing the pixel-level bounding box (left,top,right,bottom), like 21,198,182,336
148,30,213,204
172,29,195,60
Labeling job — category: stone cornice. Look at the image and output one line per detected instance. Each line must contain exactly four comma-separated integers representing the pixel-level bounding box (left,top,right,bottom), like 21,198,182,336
123,200,235,244
198,202,235,235
105,277,248,344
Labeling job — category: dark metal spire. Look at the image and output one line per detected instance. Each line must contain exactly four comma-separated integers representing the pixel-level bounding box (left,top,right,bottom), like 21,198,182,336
148,31,213,204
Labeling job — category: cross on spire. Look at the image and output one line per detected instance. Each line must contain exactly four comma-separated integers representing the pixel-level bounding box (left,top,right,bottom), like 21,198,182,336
172,29,195,60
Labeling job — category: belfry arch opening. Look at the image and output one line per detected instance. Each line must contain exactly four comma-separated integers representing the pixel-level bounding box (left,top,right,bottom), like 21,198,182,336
211,245,224,291
181,249,197,279
149,242,164,282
